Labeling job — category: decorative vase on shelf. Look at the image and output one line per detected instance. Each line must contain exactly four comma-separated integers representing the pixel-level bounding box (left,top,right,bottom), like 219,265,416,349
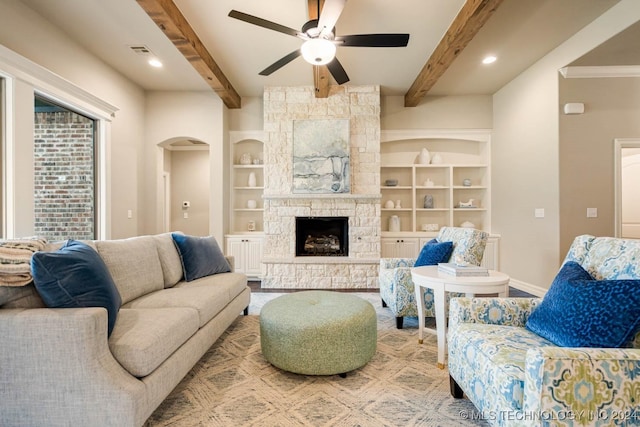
395,199,402,209
418,147,431,165
240,152,252,165
247,199,257,209
423,195,434,209
389,215,401,232
431,153,443,164
248,172,257,187
384,200,395,209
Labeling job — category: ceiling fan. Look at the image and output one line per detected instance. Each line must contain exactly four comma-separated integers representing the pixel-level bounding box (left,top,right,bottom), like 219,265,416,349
228,0,410,85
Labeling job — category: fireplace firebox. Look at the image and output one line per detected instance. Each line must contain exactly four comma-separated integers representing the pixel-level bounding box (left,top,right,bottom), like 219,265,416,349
296,217,348,257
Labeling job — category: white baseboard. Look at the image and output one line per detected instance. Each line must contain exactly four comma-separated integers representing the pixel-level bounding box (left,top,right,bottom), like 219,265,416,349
508,278,547,297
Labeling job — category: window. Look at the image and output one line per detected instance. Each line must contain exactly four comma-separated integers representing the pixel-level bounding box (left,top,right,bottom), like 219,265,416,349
34,95,96,240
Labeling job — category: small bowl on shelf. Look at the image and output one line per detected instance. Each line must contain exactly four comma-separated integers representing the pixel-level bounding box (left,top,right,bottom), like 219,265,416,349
384,179,398,187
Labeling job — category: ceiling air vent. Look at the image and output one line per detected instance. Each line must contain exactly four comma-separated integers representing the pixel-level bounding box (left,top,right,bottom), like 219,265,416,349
128,45,154,56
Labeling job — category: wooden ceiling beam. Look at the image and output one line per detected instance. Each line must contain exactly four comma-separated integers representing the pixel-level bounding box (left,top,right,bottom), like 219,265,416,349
404,0,503,107
308,0,330,98
137,0,241,109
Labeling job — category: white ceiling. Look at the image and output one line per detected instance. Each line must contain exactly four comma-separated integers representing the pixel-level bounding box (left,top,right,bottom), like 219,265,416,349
17,0,630,99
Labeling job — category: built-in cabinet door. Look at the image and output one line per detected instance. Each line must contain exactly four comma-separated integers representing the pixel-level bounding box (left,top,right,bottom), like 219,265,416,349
225,235,264,279
244,238,263,276
380,237,420,258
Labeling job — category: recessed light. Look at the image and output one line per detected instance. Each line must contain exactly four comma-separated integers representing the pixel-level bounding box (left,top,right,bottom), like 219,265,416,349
482,55,497,65
148,58,163,68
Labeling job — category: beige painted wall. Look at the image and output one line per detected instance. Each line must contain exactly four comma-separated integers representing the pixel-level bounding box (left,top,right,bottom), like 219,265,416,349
0,0,145,239
144,91,228,241
493,0,640,292
170,150,210,235
559,77,640,255
381,95,492,129
229,97,263,130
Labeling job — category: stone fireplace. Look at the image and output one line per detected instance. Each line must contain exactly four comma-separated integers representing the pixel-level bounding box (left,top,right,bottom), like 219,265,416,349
261,86,381,289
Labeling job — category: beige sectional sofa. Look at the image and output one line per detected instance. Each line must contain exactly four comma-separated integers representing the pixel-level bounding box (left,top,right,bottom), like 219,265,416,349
0,233,250,426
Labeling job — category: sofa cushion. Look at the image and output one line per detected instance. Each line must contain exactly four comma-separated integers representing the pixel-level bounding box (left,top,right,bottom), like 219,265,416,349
414,239,453,267
171,234,230,282
152,233,184,287
95,236,165,304
124,272,247,327
448,323,554,411
526,262,640,348
109,307,199,377
31,240,122,336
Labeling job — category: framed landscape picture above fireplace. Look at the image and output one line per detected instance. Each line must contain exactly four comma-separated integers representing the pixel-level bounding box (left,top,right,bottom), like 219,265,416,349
292,119,350,194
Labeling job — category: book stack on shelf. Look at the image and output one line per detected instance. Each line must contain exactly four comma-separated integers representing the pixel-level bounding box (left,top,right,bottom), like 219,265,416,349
438,263,489,277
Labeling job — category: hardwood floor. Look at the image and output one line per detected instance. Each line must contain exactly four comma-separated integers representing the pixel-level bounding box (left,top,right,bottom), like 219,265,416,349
248,280,536,297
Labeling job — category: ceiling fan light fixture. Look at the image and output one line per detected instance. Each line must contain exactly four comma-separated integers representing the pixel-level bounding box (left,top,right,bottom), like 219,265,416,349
301,38,336,65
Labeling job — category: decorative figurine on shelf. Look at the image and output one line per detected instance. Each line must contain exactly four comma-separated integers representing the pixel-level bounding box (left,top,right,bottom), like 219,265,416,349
423,195,434,209
389,215,401,232
240,152,252,165
247,199,257,209
463,178,472,187
424,178,435,187
458,199,475,208
395,199,402,209
431,153,443,164
417,147,430,165
384,200,395,209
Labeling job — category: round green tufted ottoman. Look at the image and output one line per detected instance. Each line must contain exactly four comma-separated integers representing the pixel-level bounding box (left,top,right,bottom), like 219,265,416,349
260,291,377,376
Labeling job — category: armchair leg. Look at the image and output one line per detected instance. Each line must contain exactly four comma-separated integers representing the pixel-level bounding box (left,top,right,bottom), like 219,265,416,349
395,317,403,329
450,375,464,398
381,298,387,308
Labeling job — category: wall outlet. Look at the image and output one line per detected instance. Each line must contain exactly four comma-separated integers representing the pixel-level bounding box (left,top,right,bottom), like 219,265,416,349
587,207,598,218
534,208,545,218
127,209,132,219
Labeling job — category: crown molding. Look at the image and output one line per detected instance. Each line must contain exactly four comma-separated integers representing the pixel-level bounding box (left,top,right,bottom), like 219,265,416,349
559,65,640,79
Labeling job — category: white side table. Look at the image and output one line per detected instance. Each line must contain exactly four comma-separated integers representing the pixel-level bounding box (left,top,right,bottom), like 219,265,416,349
411,265,510,369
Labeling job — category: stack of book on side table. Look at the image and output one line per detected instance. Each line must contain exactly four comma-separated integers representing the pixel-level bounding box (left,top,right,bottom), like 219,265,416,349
437,263,489,277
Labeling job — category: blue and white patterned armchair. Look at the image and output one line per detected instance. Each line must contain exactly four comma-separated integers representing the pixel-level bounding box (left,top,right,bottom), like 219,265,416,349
448,235,640,427
379,227,489,329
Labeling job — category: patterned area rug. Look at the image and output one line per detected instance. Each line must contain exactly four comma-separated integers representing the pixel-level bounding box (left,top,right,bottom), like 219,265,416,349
146,293,487,426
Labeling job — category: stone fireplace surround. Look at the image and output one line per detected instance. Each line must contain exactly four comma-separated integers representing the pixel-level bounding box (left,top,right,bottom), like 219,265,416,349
261,86,381,289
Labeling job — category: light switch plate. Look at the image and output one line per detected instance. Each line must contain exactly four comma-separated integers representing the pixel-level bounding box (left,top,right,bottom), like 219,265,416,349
535,208,545,218
587,208,598,218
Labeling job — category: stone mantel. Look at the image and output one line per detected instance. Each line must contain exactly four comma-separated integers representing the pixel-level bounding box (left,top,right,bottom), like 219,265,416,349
263,194,381,201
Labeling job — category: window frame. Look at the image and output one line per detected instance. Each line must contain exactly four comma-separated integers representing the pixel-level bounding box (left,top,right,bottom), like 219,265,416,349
0,45,117,239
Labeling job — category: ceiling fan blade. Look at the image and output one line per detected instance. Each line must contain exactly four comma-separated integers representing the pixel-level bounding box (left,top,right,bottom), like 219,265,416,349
335,33,410,47
317,0,347,37
326,57,349,85
259,50,302,76
229,10,303,38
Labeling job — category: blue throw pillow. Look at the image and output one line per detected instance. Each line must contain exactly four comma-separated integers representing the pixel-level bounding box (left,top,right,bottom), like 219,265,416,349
31,240,122,336
414,238,454,267
526,261,640,348
171,233,231,281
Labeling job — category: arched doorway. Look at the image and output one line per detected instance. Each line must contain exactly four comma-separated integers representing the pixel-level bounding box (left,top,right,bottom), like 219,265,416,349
158,137,210,235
